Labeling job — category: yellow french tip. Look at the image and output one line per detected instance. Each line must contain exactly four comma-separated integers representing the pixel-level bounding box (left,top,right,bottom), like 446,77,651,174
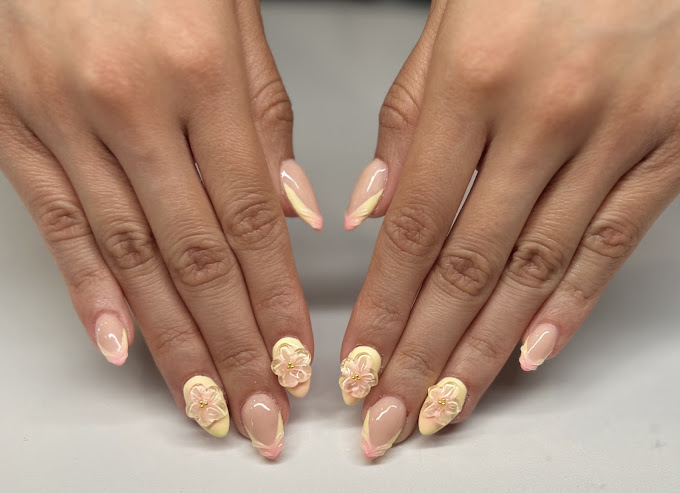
287,379,311,398
182,376,230,437
345,189,384,230
418,377,466,436
283,183,323,230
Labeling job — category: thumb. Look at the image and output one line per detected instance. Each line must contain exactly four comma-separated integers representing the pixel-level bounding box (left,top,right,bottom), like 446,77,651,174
345,0,446,230
237,1,323,230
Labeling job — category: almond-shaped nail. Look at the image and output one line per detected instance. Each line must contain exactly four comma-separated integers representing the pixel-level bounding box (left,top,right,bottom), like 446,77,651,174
418,377,467,436
183,376,230,437
339,346,381,405
242,393,285,460
519,323,558,371
361,396,406,460
345,158,387,231
95,313,128,366
281,159,323,231
271,337,312,397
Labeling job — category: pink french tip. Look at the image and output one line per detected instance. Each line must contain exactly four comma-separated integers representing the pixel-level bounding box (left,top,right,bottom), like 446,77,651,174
309,215,324,231
361,440,384,460
107,353,129,366
259,443,285,460
344,214,361,231
519,358,537,372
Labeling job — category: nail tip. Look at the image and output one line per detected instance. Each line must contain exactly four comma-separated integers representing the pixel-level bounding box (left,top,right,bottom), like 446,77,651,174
257,443,284,460
287,380,311,398
106,353,128,366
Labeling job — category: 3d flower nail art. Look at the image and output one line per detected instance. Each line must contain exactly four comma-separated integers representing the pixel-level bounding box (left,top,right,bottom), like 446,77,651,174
182,376,230,437
338,346,381,405
418,377,467,436
186,384,228,428
271,337,312,388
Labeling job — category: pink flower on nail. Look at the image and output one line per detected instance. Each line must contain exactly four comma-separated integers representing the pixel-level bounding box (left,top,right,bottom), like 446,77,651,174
422,382,461,426
185,384,228,428
271,343,312,388
339,353,378,399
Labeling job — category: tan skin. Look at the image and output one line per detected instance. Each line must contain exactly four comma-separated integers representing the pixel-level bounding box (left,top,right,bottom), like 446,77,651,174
1,0,679,455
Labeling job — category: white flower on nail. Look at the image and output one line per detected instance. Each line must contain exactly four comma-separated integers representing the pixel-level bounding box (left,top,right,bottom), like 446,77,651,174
271,343,312,388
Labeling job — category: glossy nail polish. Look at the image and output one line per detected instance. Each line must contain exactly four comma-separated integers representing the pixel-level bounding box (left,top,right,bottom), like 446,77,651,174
281,159,323,230
339,346,381,405
183,376,230,437
345,159,387,230
242,394,285,460
418,377,467,436
361,396,406,460
519,323,558,371
95,313,128,366
271,337,312,397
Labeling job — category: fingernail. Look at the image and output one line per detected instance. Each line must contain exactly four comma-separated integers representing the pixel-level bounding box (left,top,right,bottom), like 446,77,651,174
339,346,381,405
519,323,558,371
345,158,387,231
183,376,230,437
361,396,406,460
281,159,323,231
418,377,467,436
242,393,285,460
271,337,312,397
95,313,128,366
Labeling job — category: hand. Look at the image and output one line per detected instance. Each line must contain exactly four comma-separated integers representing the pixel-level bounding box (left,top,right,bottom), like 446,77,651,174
342,0,680,458
0,0,322,459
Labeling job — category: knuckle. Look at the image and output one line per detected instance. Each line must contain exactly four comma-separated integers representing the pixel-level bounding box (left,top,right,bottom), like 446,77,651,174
382,205,441,259
252,278,299,314
354,292,407,342
394,344,439,379
505,237,567,289
35,195,91,244
251,78,294,129
582,216,639,260
465,331,506,363
432,246,495,300
454,42,512,92
79,57,138,107
100,221,156,272
158,28,225,83
379,81,421,132
224,191,284,249
168,234,232,289
151,324,197,359
213,344,262,374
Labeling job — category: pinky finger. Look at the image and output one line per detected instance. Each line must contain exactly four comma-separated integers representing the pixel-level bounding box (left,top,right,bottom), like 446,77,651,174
519,145,680,371
0,122,134,365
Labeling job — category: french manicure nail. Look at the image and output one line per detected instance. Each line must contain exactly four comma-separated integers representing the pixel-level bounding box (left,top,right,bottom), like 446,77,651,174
339,346,381,405
95,313,128,366
281,159,323,231
361,396,406,460
520,323,558,371
345,158,387,230
183,376,230,437
242,393,285,460
271,337,312,397
418,377,467,436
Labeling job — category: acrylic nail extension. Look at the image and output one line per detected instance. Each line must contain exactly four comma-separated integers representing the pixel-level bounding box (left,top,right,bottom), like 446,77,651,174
519,323,558,371
339,346,381,405
242,394,285,460
271,337,312,398
183,376,230,437
361,396,406,460
418,377,467,436
95,313,129,366
281,159,323,230
345,158,387,230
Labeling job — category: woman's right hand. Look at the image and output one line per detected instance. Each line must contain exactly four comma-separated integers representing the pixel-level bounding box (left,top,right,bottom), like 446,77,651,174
0,0,321,459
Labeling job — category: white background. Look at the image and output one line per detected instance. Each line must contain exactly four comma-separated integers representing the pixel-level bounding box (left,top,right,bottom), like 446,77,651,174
1,3,678,492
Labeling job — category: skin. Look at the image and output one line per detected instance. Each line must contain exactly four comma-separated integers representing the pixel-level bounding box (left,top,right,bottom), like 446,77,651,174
0,0,315,439
343,0,680,445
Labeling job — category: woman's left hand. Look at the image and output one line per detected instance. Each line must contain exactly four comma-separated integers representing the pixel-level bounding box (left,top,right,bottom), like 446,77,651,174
341,0,680,459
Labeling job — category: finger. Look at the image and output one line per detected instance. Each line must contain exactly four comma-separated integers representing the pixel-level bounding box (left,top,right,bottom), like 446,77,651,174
340,33,488,407
186,40,314,399
344,0,447,230
237,1,322,229
39,128,236,438
0,113,134,366
519,142,680,371
418,132,649,434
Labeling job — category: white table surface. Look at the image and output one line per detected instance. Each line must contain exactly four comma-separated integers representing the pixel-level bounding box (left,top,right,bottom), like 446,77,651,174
1,3,678,492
